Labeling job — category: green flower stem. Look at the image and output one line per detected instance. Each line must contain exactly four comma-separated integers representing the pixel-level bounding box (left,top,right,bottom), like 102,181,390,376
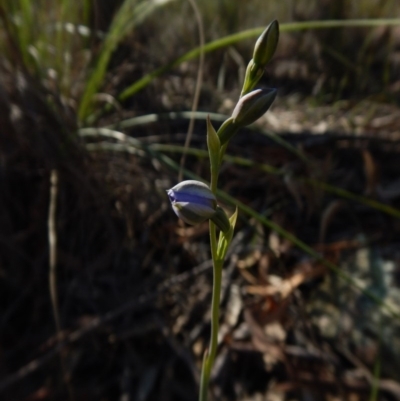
199,148,223,401
199,226,223,401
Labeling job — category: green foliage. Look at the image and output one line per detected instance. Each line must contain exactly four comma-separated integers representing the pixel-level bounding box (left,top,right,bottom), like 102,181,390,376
3,0,400,122
0,0,90,94
78,0,178,121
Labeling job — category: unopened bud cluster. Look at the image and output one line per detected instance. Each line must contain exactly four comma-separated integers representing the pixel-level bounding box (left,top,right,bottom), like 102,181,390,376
241,20,279,96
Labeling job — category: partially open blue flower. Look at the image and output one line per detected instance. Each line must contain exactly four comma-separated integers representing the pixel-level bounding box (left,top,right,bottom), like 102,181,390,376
167,180,231,233
167,180,217,225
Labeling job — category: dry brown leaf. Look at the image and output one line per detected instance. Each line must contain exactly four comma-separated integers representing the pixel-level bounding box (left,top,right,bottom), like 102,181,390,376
245,262,325,300
243,309,284,363
237,249,262,269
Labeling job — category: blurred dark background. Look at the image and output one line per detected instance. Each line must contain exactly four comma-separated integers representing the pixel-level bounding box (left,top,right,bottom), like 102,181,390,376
1,1,400,400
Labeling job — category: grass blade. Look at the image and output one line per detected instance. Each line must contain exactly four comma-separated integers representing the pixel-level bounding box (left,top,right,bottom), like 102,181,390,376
78,0,178,122
118,18,400,100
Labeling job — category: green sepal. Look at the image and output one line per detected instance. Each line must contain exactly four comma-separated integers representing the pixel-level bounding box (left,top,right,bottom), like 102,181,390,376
240,59,264,97
228,206,238,229
206,115,221,175
210,206,230,234
217,207,238,260
216,117,240,146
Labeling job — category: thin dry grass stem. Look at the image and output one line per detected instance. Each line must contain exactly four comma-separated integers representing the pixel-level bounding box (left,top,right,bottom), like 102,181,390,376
48,169,75,401
178,0,205,182
48,170,60,334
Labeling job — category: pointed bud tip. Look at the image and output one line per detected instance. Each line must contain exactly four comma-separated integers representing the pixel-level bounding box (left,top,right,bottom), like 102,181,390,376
253,20,279,67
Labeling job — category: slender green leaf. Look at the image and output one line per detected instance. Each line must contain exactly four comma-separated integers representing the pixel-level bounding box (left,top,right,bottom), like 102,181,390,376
118,19,400,100
78,0,178,122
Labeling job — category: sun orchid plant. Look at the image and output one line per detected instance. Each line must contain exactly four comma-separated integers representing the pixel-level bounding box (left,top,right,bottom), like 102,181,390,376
167,20,279,401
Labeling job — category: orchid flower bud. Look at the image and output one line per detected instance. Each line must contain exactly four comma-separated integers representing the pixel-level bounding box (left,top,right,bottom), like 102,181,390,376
231,88,277,127
167,180,216,225
167,180,230,233
253,20,279,68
